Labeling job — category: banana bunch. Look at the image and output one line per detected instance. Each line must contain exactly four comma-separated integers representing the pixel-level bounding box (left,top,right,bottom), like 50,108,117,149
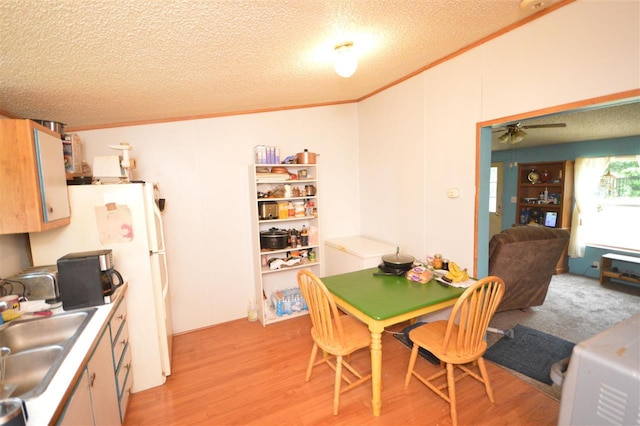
444,262,469,283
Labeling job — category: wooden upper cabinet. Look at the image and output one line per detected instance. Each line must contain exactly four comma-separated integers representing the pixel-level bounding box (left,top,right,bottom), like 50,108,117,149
0,119,70,234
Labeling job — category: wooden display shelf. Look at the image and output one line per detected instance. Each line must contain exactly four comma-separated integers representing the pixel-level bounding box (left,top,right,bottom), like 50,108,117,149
515,161,573,228
600,253,640,286
515,161,573,274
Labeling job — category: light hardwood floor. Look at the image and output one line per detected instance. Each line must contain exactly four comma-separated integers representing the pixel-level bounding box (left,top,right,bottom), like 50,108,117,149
123,315,559,425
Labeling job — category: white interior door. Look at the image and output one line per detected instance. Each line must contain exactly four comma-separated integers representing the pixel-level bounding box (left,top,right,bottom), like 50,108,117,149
489,162,504,239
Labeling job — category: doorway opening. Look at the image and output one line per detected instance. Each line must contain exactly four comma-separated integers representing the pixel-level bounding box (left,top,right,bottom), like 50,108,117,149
475,91,640,278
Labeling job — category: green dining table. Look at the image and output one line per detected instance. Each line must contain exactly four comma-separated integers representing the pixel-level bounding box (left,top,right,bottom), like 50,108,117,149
322,267,465,417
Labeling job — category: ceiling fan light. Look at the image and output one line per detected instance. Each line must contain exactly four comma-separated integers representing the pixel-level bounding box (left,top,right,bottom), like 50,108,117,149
513,129,527,138
506,128,526,144
499,133,511,144
511,134,525,144
334,42,358,78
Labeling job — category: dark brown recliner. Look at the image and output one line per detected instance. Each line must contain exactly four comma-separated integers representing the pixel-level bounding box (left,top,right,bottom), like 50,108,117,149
488,226,570,312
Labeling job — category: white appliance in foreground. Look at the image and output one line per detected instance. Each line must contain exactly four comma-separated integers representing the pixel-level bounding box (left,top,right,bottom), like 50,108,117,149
558,314,639,425
29,182,173,393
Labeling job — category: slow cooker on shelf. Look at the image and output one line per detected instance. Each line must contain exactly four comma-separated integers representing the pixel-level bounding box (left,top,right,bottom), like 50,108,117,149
260,229,288,250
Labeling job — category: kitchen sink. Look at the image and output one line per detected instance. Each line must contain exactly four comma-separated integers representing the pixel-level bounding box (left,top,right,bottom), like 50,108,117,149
0,308,96,399
3,345,64,399
0,310,95,353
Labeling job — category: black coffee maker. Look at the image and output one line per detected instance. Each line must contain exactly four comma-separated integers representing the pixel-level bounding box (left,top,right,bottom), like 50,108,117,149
56,249,124,310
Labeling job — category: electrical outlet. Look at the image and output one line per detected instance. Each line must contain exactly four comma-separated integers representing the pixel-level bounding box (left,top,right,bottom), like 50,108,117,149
592,261,600,269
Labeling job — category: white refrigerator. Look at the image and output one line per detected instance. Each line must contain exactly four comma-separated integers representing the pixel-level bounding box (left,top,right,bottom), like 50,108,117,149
29,182,173,393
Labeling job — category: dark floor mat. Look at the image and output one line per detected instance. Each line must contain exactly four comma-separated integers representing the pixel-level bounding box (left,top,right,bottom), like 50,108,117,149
392,322,440,365
484,324,575,385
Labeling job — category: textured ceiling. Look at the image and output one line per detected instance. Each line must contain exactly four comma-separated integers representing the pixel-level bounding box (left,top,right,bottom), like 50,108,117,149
1,0,567,130
491,101,640,151
2,0,637,148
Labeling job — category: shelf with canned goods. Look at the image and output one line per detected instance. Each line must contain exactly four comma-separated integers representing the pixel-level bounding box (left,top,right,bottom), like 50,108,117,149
255,163,316,176
258,198,317,221
260,258,320,275
259,244,320,256
259,225,318,260
250,162,321,326
257,185,317,200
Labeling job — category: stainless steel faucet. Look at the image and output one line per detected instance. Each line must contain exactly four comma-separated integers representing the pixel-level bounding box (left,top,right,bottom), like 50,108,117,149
0,347,10,386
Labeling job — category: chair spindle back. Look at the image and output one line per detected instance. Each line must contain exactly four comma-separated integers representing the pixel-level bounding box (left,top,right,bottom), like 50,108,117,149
442,276,505,357
297,270,347,350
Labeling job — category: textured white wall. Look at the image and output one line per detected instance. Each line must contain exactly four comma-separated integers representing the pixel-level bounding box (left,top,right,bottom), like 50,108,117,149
357,75,426,257
421,50,483,267
76,104,359,333
480,0,640,121
357,0,640,270
0,234,31,278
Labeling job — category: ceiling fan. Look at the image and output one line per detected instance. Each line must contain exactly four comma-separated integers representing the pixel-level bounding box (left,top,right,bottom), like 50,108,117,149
494,122,567,144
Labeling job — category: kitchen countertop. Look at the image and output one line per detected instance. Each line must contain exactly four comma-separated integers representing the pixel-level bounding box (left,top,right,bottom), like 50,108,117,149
20,284,127,425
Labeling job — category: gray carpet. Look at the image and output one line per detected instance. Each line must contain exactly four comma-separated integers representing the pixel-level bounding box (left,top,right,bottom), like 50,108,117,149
489,273,640,344
484,324,575,385
487,274,640,399
487,273,640,398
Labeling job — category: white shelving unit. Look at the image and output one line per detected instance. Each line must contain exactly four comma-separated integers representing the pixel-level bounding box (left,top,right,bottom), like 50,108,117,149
249,164,320,325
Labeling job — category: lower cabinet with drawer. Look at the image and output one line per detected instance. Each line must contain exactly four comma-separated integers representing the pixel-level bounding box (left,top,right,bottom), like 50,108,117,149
58,297,132,425
110,298,133,422
58,326,120,425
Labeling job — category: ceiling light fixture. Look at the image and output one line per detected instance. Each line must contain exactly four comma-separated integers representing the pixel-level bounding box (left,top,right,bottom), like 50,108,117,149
334,42,358,78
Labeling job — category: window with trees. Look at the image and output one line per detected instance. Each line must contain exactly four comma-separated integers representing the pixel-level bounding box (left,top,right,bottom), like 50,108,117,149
571,156,640,254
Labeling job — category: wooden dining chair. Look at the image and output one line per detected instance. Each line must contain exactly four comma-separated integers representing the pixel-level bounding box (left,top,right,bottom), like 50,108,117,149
404,276,505,426
297,269,372,415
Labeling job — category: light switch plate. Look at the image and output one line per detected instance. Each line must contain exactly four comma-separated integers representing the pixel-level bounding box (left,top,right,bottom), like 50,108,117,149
511,196,517,203
446,188,460,198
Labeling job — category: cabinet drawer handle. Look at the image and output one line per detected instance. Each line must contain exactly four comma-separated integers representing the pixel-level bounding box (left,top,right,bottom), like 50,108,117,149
117,314,125,320
48,206,54,214
90,372,96,388
125,363,131,372
120,339,127,346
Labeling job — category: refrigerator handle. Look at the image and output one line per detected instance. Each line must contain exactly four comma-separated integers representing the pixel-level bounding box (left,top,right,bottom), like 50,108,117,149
155,205,166,251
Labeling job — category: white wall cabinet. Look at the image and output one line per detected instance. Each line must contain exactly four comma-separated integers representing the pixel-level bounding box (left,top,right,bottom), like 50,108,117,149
249,164,321,325
58,298,131,425
0,119,70,234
